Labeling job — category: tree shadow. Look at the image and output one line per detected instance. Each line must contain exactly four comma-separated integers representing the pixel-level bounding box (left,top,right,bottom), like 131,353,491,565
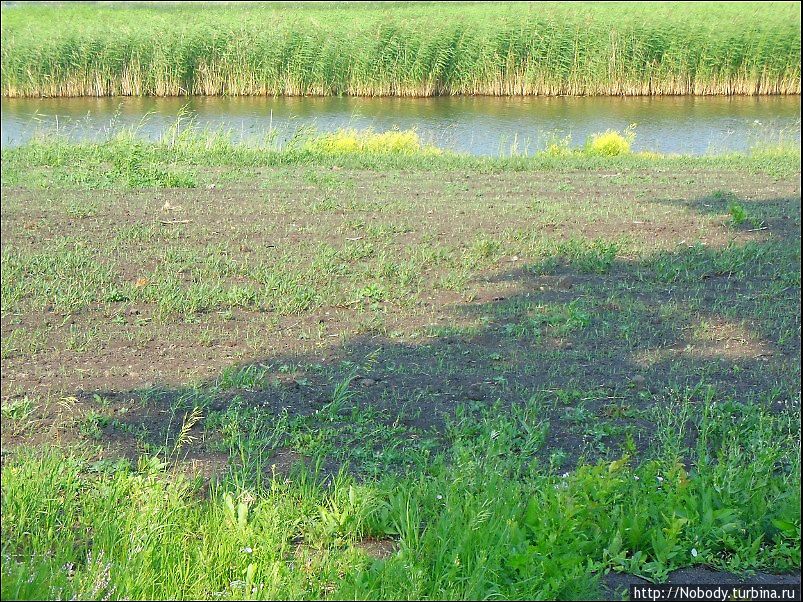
20,194,803,476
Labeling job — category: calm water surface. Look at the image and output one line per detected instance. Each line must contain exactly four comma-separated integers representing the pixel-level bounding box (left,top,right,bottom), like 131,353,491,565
1,95,800,155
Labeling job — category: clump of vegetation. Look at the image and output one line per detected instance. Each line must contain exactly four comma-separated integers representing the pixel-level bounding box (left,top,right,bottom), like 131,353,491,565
729,203,748,225
585,127,636,157
541,132,574,157
303,129,441,155
1,2,799,98
1,397,799,600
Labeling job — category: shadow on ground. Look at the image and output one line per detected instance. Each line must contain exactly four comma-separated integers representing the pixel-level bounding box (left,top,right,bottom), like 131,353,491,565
49,194,799,474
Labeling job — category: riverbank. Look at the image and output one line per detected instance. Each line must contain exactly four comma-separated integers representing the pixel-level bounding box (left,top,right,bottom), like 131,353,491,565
3,94,801,154
1,138,800,599
2,2,800,98
2,128,800,188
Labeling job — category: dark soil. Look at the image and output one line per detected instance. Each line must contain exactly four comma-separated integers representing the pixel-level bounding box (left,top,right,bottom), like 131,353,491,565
2,167,800,470
601,567,801,600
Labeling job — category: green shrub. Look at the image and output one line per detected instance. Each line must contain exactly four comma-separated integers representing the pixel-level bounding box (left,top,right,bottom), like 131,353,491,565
585,127,636,156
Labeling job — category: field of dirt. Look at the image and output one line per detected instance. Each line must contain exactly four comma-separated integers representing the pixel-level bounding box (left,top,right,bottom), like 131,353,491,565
2,166,800,469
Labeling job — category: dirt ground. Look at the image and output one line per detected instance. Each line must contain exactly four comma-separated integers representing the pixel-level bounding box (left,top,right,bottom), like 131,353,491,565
601,567,801,599
1,166,800,467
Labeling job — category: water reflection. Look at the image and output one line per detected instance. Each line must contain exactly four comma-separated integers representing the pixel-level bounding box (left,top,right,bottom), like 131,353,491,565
2,95,800,155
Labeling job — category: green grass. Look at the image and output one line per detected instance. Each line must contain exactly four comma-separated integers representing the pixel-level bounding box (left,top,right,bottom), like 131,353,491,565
1,395,799,600
1,128,800,192
1,131,800,599
1,2,800,98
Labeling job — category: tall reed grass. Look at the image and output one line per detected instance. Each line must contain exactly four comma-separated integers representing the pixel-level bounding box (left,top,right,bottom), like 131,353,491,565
1,2,800,98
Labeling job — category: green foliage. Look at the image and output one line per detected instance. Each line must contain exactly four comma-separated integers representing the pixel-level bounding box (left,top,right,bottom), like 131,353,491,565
729,203,748,225
1,397,799,600
503,300,592,340
585,128,635,157
644,241,794,284
1,2,800,98
0,239,118,313
2,130,801,192
0,397,37,422
217,364,270,390
529,238,622,275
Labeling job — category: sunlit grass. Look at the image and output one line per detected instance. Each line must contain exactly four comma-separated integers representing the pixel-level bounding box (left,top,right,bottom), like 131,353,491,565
1,125,800,191
1,395,799,600
303,129,441,155
1,2,800,98
586,128,635,157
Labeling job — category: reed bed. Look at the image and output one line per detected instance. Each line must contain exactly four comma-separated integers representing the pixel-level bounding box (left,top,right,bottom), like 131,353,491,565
1,2,800,98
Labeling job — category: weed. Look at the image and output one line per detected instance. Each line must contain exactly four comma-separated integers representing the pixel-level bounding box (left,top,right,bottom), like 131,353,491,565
729,203,748,226
1,396,37,422
217,364,269,390
321,372,359,421
304,129,441,156
585,126,636,157
6,394,796,599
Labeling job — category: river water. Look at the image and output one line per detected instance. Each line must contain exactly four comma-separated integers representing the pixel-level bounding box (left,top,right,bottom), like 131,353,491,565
1,95,800,155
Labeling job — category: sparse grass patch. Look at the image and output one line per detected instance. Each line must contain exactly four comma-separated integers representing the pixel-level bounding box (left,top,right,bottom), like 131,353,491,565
1,239,119,313
529,239,623,275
